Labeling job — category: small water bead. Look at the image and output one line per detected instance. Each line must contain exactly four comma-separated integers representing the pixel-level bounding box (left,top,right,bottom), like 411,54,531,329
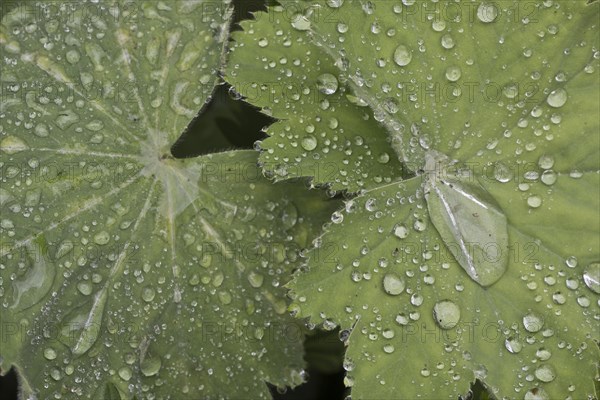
477,3,499,23
537,155,554,169
142,287,156,302
393,45,412,66
540,170,557,185
258,38,269,48
383,273,406,295
441,34,455,49
93,231,110,245
382,328,395,339
377,152,390,164
44,347,57,360
392,223,409,239
301,136,317,151
331,211,344,224
577,295,591,308
413,219,427,232
494,162,514,183
523,312,544,333
445,66,461,82
316,73,339,95
582,262,600,294
326,0,344,7
433,300,460,329
546,88,567,108
527,195,542,208
524,387,549,400
534,364,556,383
565,256,578,268
291,14,311,31
420,367,431,377
411,293,424,306
552,292,566,305
395,313,409,325
505,337,523,354
535,348,552,361
77,281,93,296
118,366,132,381
383,344,395,354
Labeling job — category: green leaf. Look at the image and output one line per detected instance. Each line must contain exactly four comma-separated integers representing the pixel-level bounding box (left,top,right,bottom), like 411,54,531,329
290,176,599,399
0,1,341,399
226,0,600,399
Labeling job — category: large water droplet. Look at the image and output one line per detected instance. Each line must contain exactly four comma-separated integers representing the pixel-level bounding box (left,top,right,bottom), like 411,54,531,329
477,3,498,23
383,273,405,295
505,336,523,354
445,66,462,82
393,45,412,66
582,263,600,294
523,312,544,333
301,135,318,151
316,73,339,95
0,136,29,154
140,354,162,377
524,387,549,400
433,300,461,329
291,14,311,31
546,88,567,108
534,364,556,382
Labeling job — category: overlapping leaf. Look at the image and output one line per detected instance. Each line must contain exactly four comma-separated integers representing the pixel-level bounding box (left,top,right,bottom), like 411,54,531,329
0,1,341,399
226,1,600,399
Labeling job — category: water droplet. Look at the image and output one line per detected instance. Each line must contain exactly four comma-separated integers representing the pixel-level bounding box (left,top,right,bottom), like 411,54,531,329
142,287,156,302
420,367,431,377
258,37,269,47
540,170,557,186
326,0,344,7
494,162,514,183
537,155,554,169
44,347,57,360
291,14,311,31
118,366,132,381
77,281,93,296
0,136,29,154
392,223,409,239
527,195,542,208
534,364,556,382
247,271,264,288
301,136,318,151
441,34,455,49
383,273,405,295
316,73,339,95
582,263,600,294
395,313,409,325
535,347,552,361
425,151,508,287
523,312,543,333
524,387,549,400
433,300,461,329
140,354,162,377
477,3,499,23
546,88,567,108
445,66,462,82
331,211,344,224
93,231,110,245
505,337,523,354
393,45,412,66
383,344,395,354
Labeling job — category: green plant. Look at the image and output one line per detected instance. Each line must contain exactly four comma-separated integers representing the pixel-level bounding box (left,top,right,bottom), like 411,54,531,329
1,1,599,399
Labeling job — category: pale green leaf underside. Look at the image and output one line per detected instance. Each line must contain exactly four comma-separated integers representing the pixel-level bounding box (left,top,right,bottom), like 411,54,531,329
263,1,600,399
0,2,341,399
290,176,599,400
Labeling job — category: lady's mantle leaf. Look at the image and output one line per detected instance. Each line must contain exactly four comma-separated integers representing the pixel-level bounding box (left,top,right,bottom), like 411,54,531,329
0,2,340,399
